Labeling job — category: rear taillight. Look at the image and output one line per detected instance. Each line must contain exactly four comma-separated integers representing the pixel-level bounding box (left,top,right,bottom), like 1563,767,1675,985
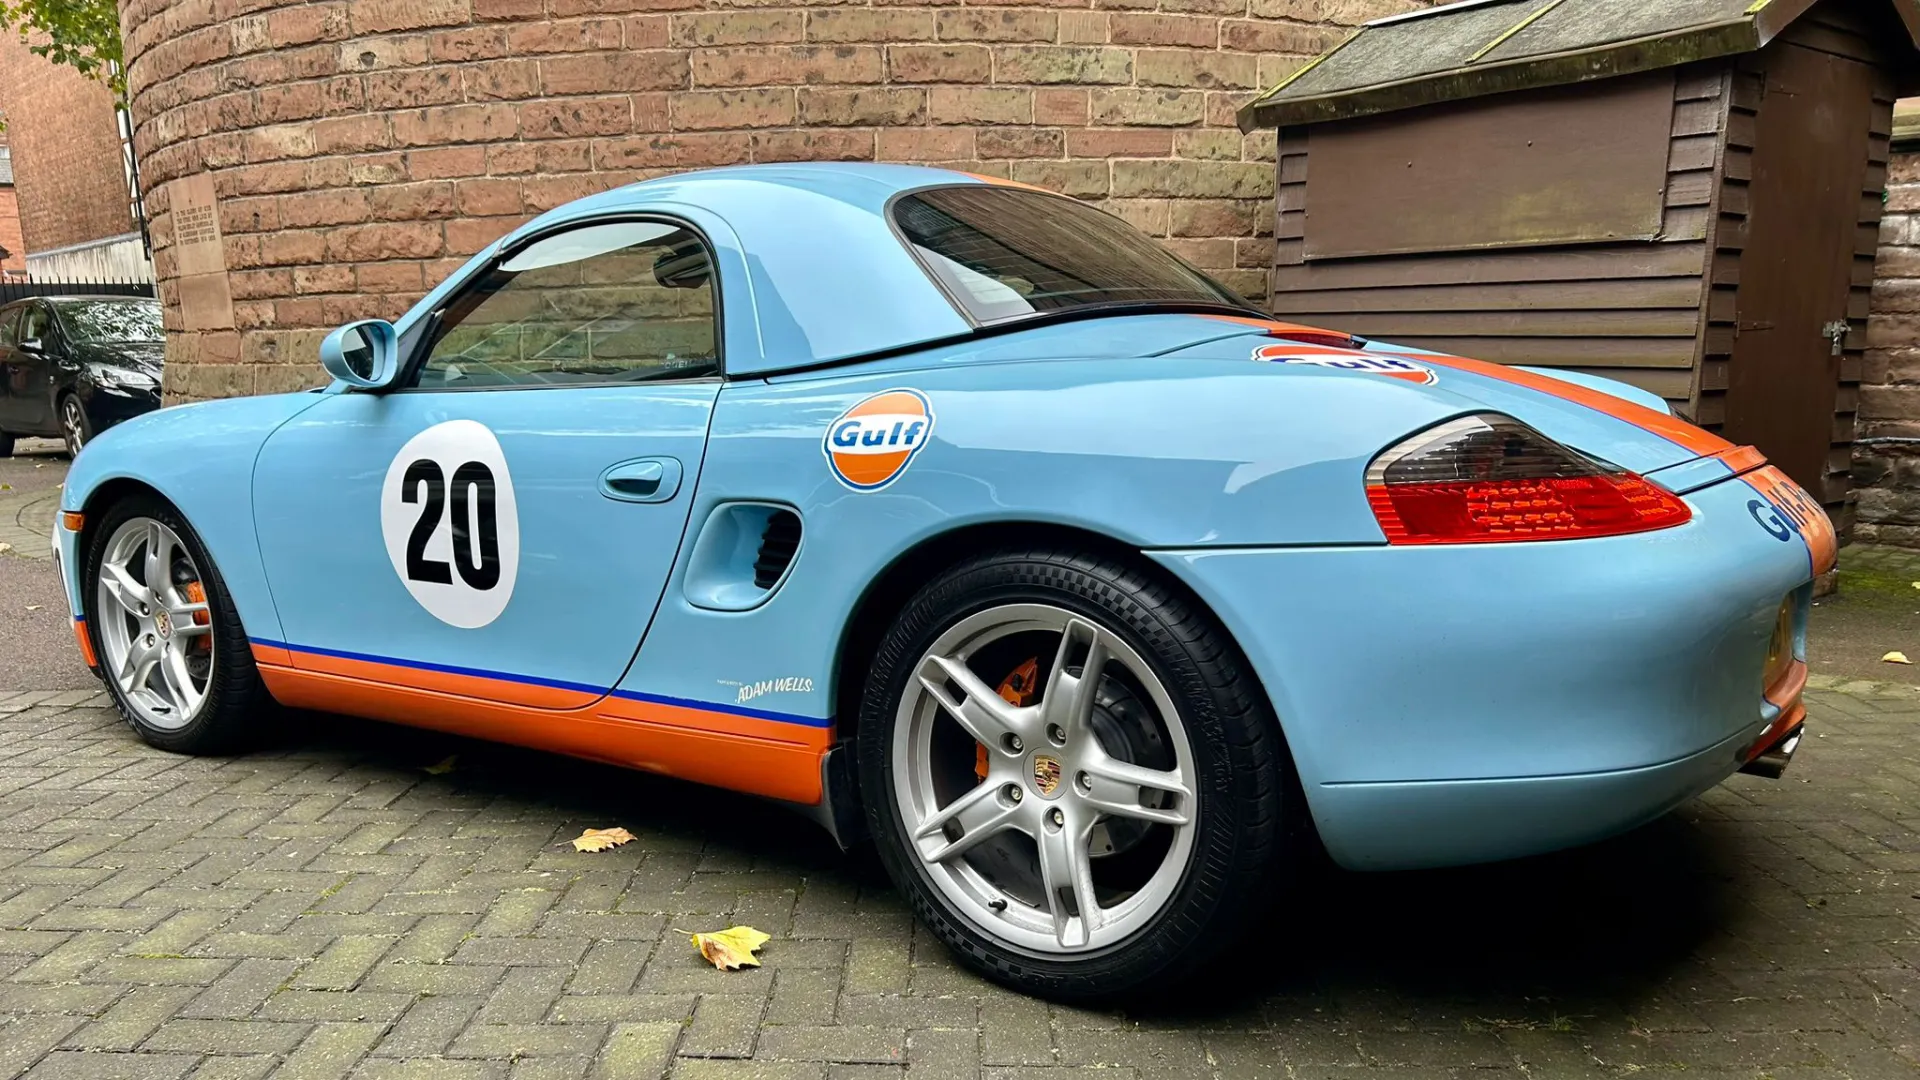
1366,415,1691,545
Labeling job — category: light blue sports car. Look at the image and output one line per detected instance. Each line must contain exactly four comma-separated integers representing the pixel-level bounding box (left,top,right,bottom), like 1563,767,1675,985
54,163,1832,1000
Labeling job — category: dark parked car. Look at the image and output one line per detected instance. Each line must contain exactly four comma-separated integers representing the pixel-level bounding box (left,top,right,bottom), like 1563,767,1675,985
0,295,163,457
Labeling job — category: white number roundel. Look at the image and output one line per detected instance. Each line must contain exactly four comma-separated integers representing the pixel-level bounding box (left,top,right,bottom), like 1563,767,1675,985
379,420,520,629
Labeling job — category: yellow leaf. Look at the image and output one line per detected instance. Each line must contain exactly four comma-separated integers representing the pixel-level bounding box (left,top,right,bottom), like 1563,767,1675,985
570,827,636,852
687,925,770,970
1884,651,1913,665
422,755,458,775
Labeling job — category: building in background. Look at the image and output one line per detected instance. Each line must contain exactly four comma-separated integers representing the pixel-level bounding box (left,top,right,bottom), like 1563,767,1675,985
1236,0,1918,549
0,141,27,279
0,31,151,282
1863,102,1920,548
116,0,1429,401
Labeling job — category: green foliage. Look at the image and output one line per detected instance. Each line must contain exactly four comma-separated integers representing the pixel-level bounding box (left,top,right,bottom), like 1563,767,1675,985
0,0,125,101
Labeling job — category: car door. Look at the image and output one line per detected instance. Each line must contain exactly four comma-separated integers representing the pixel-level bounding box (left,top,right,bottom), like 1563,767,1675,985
0,305,23,429
252,217,723,704
14,303,57,433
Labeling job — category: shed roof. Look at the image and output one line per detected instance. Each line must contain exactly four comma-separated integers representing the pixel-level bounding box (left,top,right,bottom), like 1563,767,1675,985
1239,0,1920,131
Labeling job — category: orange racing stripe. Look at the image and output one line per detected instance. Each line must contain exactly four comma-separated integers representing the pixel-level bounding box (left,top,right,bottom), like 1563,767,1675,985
282,646,602,710
73,618,97,669
1408,353,1736,458
250,643,831,804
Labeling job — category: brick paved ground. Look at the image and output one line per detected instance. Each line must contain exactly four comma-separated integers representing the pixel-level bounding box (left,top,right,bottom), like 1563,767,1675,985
0,439,65,558
1,673,1917,1079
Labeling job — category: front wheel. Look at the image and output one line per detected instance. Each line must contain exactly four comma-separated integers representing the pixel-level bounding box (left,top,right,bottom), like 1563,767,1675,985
84,494,271,754
858,549,1288,1001
61,395,92,457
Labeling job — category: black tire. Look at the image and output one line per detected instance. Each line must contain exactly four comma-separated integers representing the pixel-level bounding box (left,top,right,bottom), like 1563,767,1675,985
83,492,272,754
0,432,13,457
856,547,1288,1001
60,395,93,458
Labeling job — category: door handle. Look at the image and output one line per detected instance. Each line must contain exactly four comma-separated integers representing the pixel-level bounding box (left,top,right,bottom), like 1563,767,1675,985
600,457,682,503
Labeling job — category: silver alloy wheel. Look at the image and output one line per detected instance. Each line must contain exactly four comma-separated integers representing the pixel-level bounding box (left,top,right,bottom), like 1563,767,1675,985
62,398,85,454
93,517,214,730
893,603,1197,954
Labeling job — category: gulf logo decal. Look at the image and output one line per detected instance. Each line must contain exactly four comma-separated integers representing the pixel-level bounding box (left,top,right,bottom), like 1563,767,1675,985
824,389,935,491
1744,465,1838,576
1252,343,1438,385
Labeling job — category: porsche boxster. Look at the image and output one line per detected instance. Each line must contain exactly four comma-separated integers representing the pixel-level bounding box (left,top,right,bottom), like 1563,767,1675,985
53,163,1832,999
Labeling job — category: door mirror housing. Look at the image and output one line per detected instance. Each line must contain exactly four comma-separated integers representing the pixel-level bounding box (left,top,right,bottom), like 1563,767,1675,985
320,320,399,389
18,337,43,353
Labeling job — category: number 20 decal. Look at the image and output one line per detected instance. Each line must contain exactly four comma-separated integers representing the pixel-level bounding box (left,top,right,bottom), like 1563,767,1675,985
402,459,501,590
380,420,520,628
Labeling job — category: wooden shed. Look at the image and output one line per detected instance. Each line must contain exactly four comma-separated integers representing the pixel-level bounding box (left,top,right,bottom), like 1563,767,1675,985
1237,0,1920,527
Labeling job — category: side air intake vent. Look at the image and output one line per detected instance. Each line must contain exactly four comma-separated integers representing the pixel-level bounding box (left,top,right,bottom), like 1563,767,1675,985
753,510,802,589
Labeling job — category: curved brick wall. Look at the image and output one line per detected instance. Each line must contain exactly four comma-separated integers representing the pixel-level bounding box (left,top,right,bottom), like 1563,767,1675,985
121,0,1425,401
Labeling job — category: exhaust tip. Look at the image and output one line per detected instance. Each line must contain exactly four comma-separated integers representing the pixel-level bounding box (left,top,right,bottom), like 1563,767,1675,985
1740,723,1803,779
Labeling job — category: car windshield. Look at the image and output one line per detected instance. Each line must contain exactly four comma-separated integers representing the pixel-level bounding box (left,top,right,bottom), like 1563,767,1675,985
56,300,163,343
892,186,1251,324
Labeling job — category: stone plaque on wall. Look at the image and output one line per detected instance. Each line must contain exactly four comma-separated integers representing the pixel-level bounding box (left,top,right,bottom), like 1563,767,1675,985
168,173,233,331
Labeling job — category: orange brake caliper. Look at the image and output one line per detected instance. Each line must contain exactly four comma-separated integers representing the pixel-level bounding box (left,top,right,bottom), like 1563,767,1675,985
978,658,1040,780
184,581,212,653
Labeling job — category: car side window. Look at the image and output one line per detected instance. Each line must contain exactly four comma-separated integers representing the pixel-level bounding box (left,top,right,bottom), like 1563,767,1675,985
0,307,19,347
416,219,719,389
19,305,50,344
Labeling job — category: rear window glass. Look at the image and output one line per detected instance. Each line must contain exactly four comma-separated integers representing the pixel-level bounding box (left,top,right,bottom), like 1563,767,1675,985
891,186,1248,324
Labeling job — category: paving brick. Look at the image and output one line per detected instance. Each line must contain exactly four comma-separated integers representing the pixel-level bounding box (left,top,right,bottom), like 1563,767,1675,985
679,994,767,1059
595,1021,682,1077
671,1063,826,1080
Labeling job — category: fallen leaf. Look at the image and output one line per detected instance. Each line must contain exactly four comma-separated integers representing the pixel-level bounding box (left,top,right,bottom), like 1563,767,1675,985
422,755,458,775
570,827,635,852
1884,651,1913,665
0,543,12,554
685,925,770,970
24,605,40,611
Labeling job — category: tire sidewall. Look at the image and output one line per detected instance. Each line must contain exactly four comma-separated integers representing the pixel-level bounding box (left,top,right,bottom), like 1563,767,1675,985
62,396,92,457
83,494,256,753
858,552,1270,999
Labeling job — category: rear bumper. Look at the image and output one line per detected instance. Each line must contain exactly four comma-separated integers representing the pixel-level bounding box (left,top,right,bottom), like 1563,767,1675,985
1308,725,1756,870
1150,476,1815,871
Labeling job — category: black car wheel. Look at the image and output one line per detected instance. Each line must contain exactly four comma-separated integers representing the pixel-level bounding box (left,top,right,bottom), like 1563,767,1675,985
61,395,93,457
0,432,13,457
857,547,1289,1001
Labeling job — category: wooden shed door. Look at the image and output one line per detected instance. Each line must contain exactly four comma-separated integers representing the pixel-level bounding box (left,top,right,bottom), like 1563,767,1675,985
1723,44,1872,498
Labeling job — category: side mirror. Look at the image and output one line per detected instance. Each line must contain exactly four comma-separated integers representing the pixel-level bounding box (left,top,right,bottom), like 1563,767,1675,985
18,337,42,353
320,319,399,389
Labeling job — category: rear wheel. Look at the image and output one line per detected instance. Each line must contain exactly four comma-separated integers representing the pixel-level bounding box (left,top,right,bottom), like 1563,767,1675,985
0,432,13,457
84,494,270,754
858,548,1286,1001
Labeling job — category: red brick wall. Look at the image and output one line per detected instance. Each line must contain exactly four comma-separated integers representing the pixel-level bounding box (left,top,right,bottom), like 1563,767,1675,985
1862,147,1920,547
0,185,26,277
0,34,135,255
119,0,1429,402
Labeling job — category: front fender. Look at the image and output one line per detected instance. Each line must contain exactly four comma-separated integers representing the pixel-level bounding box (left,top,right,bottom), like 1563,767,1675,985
61,393,325,639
